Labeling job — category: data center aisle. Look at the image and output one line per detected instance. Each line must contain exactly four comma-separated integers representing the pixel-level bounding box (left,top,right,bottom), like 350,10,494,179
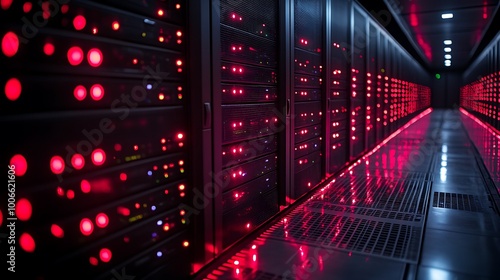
200,109,500,280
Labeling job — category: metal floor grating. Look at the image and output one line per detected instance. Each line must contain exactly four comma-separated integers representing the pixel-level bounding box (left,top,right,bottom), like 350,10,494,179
307,176,431,217
432,192,482,212
263,211,422,262
257,174,431,263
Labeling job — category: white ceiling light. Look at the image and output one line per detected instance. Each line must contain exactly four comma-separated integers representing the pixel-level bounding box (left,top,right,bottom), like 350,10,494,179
444,40,452,45
445,60,451,64
444,47,452,52
441,13,453,19
444,54,452,59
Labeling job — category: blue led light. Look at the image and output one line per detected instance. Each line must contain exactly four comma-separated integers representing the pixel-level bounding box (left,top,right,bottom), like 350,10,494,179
151,205,157,211
147,84,152,90
148,171,153,176
157,251,163,257
157,220,163,226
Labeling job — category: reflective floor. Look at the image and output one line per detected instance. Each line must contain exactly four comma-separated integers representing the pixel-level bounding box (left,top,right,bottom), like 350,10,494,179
200,109,500,280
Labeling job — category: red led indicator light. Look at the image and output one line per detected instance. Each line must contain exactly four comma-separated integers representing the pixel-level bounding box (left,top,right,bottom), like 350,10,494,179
176,4,181,9
176,60,183,66
71,154,85,169
177,133,184,139
5,78,22,101
80,179,91,193
91,149,106,165
157,9,164,16
1,0,13,10
51,224,64,238
120,173,127,181
43,42,55,56
0,209,3,227
16,198,32,221
74,85,87,101
67,46,84,66
10,154,27,176
73,15,86,30
183,241,189,247
89,257,98,266
23,2,32,13
90,84,104,101
66,190,75,199
87,48,103,67
19,233,35,253
2,31,19,57
112,21,120,31
61,4,69,14
99,248,112,262
176,31,182,37
96,213,109,228
50,156,65,174
80,218,94,236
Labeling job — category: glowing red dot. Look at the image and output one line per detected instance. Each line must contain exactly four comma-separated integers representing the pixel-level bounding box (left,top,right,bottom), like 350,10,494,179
80,218,94,236
117,206,130,216
112,21,120,31
176,4,181,9
0,209,2,227
56,187,64,197
43,42,55,56
51,224,64,238
96,213,109,228
157,9,164,16
19,233,35,253
87,48,103,67
99,248,112,262
183,241,189,247
73,15,86,30
10,154,27,176
177,133,184,139
5,77,21,101
80,180,91,193
23,2,32,13
50,156,65,174
71,154,85,169
114,143,122,151
66,190,75,199
67,46,84,66
61,4,69,13
15,198,32,221
176,31,182,37
89,257,98,266
2,31,19,57
119,173,127,181
1,0,13,10
90,84,104,101
91,149,106,165
74,85,87,101
176,60,183,66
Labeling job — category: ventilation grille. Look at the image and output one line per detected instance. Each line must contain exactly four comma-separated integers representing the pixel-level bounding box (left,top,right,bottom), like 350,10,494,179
432,192,482,212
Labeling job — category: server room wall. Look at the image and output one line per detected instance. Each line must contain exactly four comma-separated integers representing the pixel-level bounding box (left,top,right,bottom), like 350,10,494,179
461,33,500,129
432,72,462,108
0,0,431,279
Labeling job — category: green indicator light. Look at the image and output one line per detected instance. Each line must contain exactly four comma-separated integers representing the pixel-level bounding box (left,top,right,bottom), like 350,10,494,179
435,74,441,79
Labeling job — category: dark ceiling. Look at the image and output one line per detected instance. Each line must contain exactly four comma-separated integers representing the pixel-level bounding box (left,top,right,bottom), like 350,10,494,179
359,0,500,72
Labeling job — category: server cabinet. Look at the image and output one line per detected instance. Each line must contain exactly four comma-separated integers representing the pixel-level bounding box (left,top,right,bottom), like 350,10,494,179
1,1,191,278
366,23,377,149
292,0,324,198
350,7,366,160
329,0,350,173
216,0,280,249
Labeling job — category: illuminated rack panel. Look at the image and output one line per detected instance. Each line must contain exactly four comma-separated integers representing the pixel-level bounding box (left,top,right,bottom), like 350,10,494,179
293,0,324,198
219,0,280,248
366,23,378,149
461,35,500,129
0,1,191,279
350,9,366,159
329,0,350,174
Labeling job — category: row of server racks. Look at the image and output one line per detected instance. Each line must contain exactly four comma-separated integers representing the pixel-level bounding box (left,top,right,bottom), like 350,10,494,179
461,32,500,130
0,0,431,278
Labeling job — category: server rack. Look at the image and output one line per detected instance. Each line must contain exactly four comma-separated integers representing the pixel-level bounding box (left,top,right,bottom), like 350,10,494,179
1,0,191,279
